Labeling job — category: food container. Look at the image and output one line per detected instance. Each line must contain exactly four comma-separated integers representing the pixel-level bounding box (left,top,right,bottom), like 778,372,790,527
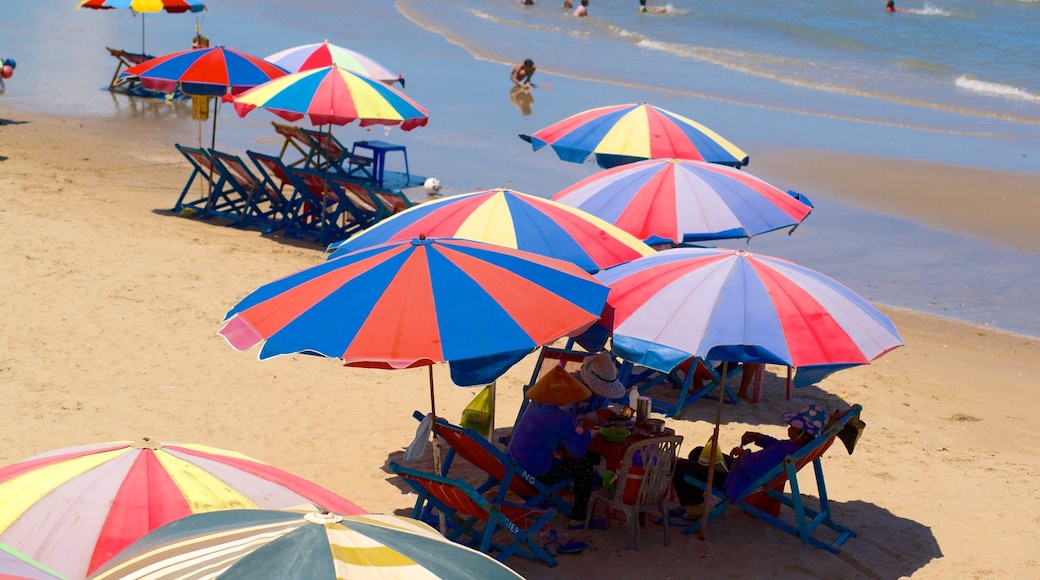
636,396,652,424
599,427,631,443
609,416,635,430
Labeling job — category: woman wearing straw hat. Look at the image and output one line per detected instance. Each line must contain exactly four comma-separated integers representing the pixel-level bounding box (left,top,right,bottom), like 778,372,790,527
506,366,598,544
572,352,630,424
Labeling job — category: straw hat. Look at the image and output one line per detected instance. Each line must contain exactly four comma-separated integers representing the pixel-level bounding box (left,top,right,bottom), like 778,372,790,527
782,404,829,438
579,353,626,399
526,365,592,405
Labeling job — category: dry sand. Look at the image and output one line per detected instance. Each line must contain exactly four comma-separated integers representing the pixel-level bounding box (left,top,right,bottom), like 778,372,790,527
2,109,1039,579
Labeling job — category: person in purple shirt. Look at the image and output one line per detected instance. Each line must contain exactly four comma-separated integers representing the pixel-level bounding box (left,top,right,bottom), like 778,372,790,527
672,404,829,513
507,368,596,524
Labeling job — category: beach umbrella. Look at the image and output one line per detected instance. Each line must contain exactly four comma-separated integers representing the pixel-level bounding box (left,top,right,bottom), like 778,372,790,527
593,247,903,539
0,438,365,580
228,65,428,131
519,102,749,169
88,508,523,579
327,187,655,273
121,45,288,97
265,40,404,87
597,247,903,381
0,543,64,580
552,158,813,244
76,0,206,54
220,236,608,388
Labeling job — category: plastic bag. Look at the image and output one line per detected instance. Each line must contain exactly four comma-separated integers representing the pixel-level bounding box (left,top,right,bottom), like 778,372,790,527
460,384,494,437
404,413,433,462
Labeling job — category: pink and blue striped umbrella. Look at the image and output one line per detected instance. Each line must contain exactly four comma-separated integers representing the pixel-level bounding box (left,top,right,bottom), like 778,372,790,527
520,103,748,169
597,247,903,387
265,40,403,86
327,188,654,273
552,158,813,244
220,236,608,386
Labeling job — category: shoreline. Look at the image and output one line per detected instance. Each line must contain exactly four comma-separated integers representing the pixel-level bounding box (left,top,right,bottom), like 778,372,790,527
3,100,1040,579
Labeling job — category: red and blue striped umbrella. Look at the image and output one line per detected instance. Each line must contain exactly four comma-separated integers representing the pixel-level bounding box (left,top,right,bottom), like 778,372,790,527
327,188,654,272
520,102,749,169
229,65,428,130
0,439,365,580
552,158,813,244
120,45,288,96
220,237,609,386
597,247,903,387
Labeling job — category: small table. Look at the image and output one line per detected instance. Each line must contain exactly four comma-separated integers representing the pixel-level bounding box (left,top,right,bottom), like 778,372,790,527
351,140,409,188
589,427,676,472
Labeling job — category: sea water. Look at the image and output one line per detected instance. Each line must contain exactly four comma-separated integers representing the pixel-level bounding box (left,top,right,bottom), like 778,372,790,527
2,0,1039,337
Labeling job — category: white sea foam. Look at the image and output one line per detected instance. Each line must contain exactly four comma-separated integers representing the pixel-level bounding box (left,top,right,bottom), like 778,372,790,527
955,76,1040,102
903,3,951,16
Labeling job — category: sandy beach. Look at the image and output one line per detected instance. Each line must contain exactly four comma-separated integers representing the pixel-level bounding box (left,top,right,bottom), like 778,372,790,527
2,107,1039,579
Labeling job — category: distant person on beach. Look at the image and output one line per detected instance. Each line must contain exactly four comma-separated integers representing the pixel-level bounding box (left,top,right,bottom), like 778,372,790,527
564,0,573,8
520,0,534,5
511,59,537,88
885,0,897,11
574,0,589,17
639,0,667,13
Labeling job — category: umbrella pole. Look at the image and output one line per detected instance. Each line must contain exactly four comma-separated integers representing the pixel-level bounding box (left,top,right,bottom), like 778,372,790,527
141,13,146,55
428,364,448,533
698,361,728,541
487,381,496,443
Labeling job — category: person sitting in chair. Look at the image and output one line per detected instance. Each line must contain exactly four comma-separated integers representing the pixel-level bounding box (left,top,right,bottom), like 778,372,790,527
571,352,629,423
671,404,829,516
507,366,596,527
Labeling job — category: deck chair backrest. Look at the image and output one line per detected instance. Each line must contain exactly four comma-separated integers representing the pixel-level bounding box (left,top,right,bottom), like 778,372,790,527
271,122,314,167
370,189,414,215
176,145,216,177
248,150,294,189
210,150,258,190
302,128,346,159
432,419,540,499
327,176,381,214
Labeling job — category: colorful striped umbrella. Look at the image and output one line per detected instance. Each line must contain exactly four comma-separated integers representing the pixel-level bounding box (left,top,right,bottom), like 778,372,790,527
597,247,903,386
76,0,206,54
88,509,523,579
266,40,403,86
229,65,428,131
552,158,813,244
327,188,654,272
520,102,748,169
0,543,64,580
0,439,365,580
120,45,288,96
220,236,608,386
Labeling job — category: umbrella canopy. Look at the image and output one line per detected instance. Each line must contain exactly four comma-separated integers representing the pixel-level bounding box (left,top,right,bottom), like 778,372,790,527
0,439,365,580
520,102,749,169
120,45,289,96
0,543,64,580
229,65,428,130
552,158,814,244
77,0,204,12
76,0,206,54
327,188,654,273
220,236,609,386
266,40,403,86
88,509,523,579
596,247,903,386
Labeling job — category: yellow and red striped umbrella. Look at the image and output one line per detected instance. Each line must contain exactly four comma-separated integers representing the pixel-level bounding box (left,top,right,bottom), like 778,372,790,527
0,439,364,580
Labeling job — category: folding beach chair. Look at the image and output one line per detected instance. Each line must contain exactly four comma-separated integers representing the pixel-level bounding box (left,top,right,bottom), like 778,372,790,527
681,404,863,553
207,149,292,231
323,175,386,223
106,47,185,99
619,357,742,418
389,462,558,567
287,167,373,245
368,187,416,217
172,144,234,218
271,122,317,168
300,128,374,178
411,412,575,518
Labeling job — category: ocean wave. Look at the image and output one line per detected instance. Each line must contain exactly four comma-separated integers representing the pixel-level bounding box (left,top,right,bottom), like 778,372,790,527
902,3,952,16
955,76,1040,102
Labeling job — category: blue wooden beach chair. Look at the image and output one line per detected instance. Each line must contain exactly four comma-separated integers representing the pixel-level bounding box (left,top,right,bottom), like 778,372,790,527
619,357,742,418
172,144,233,218
300,128,374,178
286,167,374,246
681,404,863,553
389,461,558,567
410,411,574,519
207,149,292,231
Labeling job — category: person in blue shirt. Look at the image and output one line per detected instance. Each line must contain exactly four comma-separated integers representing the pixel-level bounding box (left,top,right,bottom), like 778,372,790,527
507,366,596,524
671,404,829,513
571,352,628,423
